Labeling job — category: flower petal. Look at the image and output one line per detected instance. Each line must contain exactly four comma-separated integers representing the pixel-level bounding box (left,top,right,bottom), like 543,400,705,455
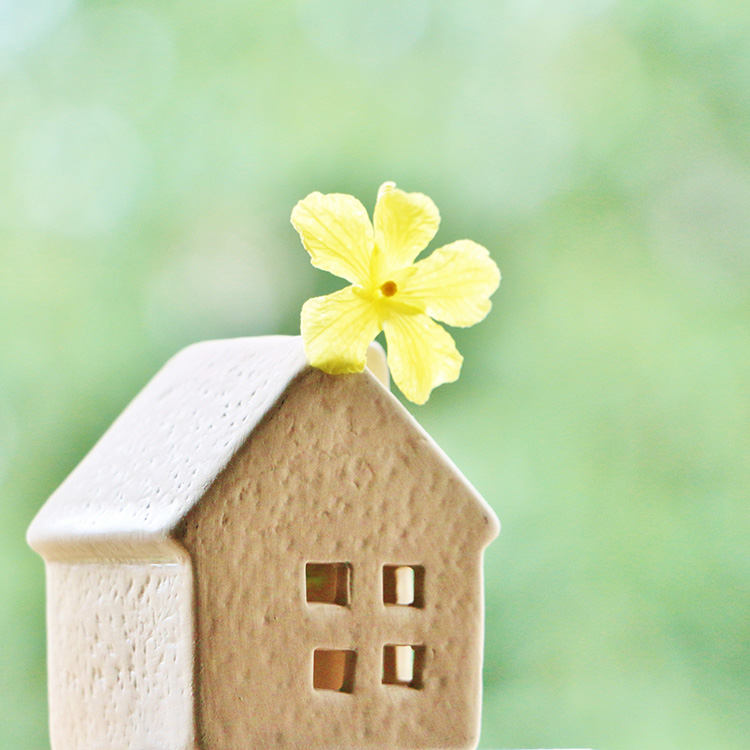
393,240,500,327
301,286,381,374
373,182,440,276
383,312,462,404
292,192,374,285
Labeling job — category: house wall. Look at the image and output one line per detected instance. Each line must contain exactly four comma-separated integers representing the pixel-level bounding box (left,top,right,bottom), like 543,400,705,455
45,560,195,750
180,368,496,750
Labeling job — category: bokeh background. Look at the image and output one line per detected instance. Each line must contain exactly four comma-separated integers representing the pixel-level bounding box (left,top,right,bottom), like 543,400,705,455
2,0,749,748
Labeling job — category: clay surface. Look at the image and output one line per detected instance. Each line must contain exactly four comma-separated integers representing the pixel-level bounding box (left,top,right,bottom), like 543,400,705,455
180,366,496,749
45,560,194,749
28,336,499,750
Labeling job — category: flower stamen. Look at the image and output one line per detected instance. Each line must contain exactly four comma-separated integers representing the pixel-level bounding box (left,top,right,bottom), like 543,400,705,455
380,280,398,297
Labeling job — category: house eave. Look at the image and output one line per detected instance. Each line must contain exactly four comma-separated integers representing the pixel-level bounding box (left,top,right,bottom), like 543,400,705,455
388,396,501,545
27,529,189,564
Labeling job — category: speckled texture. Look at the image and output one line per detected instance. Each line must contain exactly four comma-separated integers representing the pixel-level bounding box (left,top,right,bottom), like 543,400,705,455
180,367,497,750
28,336,499,750
46,560,195,749
27,337,310,561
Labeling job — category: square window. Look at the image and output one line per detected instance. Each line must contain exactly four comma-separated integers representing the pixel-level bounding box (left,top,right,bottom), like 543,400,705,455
382,565,424,607
382,644,426,689
306,563,351,605
313,649,357,692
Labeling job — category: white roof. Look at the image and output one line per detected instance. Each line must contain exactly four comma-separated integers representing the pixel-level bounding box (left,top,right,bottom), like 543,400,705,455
28,337,313,560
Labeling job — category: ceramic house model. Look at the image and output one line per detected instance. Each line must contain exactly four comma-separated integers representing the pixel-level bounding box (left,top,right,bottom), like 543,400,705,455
27,336,499,750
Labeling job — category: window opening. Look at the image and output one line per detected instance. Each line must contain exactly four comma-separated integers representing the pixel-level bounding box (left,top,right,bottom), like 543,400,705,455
383,565,424,607
382,644,425,689
306,562,351,605
313,649,357,692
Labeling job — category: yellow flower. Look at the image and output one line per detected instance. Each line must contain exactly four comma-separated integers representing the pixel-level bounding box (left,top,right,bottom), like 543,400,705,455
292,182,501,404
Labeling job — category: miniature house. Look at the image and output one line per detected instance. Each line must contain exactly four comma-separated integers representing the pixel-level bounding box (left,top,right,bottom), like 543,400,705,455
27,336,499,750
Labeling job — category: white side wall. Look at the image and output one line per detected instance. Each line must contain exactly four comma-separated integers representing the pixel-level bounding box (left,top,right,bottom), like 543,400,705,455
45,561,195,750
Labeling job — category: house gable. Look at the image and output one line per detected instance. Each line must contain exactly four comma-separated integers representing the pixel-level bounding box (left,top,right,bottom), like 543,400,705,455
177,365,498,749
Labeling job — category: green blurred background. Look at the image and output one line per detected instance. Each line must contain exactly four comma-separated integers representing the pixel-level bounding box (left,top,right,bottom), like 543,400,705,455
1,0,749,748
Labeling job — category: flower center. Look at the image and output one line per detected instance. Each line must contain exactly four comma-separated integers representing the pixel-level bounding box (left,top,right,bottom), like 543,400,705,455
380,280,398,297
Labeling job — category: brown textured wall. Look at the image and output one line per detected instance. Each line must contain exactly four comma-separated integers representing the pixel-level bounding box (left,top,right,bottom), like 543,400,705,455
180,368,497,750
45,561,195,750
